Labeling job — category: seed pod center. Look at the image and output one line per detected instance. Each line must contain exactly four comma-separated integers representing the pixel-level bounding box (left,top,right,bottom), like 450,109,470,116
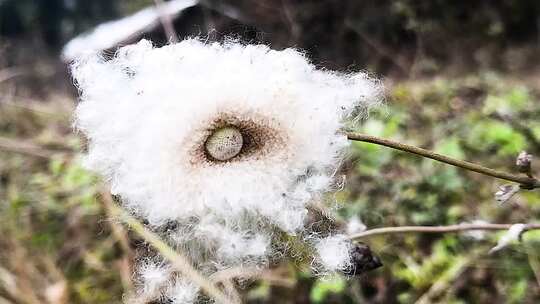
205,126,244,161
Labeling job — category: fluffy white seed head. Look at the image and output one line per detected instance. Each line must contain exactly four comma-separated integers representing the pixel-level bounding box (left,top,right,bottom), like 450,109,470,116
73,38,381,227
72,38,382,299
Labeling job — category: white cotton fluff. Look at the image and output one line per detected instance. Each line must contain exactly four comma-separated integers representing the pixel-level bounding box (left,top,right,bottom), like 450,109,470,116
314,235,353,273
489,223,526,253
346,216,367,235
72,38,382,301
165,276,199,304
73,38,381,227
137,260,171,296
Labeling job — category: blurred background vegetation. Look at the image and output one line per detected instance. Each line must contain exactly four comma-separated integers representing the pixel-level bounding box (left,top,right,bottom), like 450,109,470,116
1,1,540,303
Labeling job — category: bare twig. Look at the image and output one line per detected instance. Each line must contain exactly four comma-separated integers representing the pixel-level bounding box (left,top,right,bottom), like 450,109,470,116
1,100,71,119
153,0,179,43
0,136,70,159
344,21,410,75
347,132,540,189
0,68,25,83
281,0,301,43
102,193,235,304
101,193,132,256
349,223,540,240
100,192,134,296
210,267,295,288
221,280,242,304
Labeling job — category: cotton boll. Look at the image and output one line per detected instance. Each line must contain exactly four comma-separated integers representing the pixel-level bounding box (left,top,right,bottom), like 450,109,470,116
314,235,353,272
73,38,381,227
72,38,382,298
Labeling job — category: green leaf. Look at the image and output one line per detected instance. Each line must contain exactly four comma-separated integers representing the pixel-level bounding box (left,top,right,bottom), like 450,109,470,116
467,120,526,156
507,279,527,303
482,86,529,115
435,136,465,159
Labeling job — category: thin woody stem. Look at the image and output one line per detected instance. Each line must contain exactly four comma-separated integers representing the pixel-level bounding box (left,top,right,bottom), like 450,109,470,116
0,136,69,158
349,223,540,240
346,132,540,189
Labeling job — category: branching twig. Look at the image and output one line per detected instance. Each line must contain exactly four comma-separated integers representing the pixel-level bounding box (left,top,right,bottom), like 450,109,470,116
347,132,540,189
100,192,134,295
349,223,540,240
0,67,25,83
210,267,296,288
344,21,410,75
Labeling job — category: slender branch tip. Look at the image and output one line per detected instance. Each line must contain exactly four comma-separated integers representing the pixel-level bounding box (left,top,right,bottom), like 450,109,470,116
346,132,540,190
